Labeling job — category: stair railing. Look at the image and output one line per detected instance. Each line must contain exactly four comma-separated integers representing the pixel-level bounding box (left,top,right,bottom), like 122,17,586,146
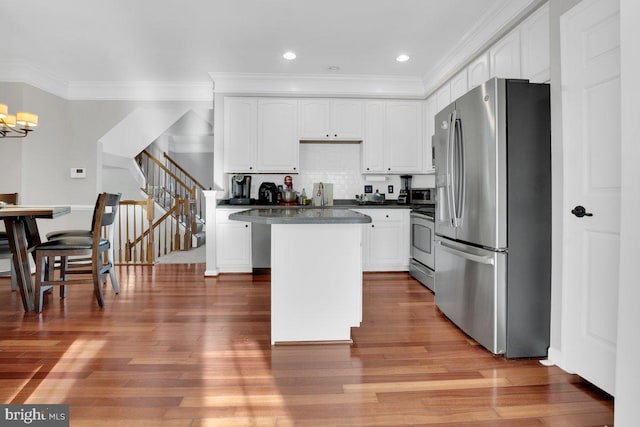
116,196,192,265
136,150,198,241
163,151,207,227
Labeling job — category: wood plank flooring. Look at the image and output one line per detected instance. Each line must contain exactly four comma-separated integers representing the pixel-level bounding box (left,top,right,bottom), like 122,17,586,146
0,266,613,426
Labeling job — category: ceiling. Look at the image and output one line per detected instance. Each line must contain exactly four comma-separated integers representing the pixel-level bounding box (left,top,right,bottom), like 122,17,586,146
2,0,539,98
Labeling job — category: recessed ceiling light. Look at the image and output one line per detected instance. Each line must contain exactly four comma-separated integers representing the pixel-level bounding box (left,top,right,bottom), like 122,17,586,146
396,54,410,62
283,51,297,60
328,66,341,71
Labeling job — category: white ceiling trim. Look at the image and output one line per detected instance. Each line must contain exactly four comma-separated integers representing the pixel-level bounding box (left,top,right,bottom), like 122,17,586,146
67,81,213,102
210,73,427,99
0,61,69,99
422,0,547,96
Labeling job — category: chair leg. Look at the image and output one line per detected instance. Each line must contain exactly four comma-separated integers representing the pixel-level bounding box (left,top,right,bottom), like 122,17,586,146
10,266,17,291
93,262,104,308
34,252,45,313
59,256,68,298
108,266,119,294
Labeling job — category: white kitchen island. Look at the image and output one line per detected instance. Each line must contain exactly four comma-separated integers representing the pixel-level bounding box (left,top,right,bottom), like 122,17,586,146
229,208,371,344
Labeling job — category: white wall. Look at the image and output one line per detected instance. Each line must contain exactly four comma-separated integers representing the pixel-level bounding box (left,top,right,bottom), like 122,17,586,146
231,143,435,202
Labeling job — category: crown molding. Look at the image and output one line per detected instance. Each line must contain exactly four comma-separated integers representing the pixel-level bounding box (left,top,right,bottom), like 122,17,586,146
422,0,545,97
66,81,214,102
209,72,427,99
0,61,69,99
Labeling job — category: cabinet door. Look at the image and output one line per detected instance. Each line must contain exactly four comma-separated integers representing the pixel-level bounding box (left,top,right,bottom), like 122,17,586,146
436,83,452,113
299,99,331,140
257,98,299,172
216,218,252,272
331,100,363,140
450,70,469,102
468,52,490,89
362,101,386,173
489,30,522,79
520,3,550,83
223,97,257,173
423,96,437,172
386,101,423,173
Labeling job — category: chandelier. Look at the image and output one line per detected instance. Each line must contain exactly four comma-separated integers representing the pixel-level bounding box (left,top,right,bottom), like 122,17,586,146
0,103,38,139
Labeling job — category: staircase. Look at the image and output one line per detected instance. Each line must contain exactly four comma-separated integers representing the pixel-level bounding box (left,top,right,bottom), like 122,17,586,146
135,150,207,251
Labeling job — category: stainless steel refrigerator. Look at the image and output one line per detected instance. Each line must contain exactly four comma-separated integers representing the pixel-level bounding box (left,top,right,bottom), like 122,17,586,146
434,78,551,358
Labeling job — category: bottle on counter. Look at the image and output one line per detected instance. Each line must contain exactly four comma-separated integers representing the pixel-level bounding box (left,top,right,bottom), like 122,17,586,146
300,188,307,205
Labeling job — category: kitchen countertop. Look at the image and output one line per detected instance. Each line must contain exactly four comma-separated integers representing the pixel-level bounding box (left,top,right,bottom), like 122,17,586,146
218,199,412,209
229,208,372,225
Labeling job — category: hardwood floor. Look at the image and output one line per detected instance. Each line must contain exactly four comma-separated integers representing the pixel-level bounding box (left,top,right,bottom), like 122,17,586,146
0,266,613,426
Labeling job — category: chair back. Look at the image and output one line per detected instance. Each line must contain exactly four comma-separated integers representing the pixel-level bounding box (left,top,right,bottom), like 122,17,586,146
92,193,121,247
0,193,18,205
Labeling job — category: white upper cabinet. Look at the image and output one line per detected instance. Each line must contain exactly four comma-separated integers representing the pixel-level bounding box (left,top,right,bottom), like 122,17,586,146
467,52,491,89
385,101,423,173
299,99,363,140
224,97,257,173
257,98,299,173
224,97,298,173
520,3,550,83
423,96,437,172
450,70,469,102
362,101,386,173
435,83,452,113
489,30,522,79
331,100,364,139
362,100,425,174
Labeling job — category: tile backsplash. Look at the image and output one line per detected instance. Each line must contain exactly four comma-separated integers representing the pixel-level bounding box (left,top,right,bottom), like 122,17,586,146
224,143,434,200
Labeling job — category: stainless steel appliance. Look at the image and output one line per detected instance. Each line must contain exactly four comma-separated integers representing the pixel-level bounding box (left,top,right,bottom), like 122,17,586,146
434,78,551,358
230,175,251,205
258,182,278,205
409,206,435,291
397,175,412,204
409,188,436,205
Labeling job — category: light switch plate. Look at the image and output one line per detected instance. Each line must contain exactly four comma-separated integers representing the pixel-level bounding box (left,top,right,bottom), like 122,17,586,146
388,185,394,194
70,167,86,178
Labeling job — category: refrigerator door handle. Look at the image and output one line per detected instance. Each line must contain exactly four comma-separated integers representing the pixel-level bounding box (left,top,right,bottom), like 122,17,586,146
447,110,457,227
453,116,465,227
435,240,495,265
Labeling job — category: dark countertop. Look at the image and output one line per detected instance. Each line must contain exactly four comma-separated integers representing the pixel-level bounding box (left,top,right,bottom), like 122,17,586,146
218,199,412,209
229,208,372,225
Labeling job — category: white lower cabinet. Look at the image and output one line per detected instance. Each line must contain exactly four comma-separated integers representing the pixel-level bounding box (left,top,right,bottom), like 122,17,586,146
354,209,410,271
216,208,252,272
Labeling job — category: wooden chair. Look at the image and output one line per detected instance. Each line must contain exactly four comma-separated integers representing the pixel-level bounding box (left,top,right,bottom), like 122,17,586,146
0,193,19,290
33,193,121,312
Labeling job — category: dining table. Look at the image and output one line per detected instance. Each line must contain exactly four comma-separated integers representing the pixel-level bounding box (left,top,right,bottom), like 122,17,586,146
0,205,71,312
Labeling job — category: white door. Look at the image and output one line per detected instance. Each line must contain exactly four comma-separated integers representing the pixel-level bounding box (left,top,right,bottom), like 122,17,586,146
561,0,620,395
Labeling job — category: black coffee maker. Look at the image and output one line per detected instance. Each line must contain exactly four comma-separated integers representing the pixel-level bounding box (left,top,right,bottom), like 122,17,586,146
398,175,412,204
230,175,251,205
258,182,278,205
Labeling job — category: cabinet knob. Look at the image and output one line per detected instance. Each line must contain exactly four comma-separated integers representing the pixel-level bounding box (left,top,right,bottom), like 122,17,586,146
334,134,338,137
366,167,370,171
245,224,249,228
385,215,389,218
293,167,297,171
326,134,330,138
371,224,375,228
387,168,391,171
249,166,253,170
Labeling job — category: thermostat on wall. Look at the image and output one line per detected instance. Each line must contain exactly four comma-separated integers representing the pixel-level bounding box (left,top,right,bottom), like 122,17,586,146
70,167,86,178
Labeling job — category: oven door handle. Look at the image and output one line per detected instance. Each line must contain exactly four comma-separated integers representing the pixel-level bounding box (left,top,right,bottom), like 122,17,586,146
435,240,495,265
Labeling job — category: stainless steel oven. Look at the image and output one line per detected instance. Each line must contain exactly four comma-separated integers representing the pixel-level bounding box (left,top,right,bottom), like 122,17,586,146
410,208,435,291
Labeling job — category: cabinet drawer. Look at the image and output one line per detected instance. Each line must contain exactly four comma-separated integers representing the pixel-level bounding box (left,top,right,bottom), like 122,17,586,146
358,209,406,223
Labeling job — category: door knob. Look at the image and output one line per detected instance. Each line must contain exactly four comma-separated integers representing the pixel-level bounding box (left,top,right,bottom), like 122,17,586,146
571,205,593,218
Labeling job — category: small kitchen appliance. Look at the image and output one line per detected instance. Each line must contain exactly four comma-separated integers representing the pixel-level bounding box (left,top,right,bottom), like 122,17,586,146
398,175,412,204
410,188,436,205
230,175,251,205
280,176,298,205
258,182,278,205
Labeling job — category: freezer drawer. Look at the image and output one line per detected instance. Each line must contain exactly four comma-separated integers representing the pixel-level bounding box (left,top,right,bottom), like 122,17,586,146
434,238,506,354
